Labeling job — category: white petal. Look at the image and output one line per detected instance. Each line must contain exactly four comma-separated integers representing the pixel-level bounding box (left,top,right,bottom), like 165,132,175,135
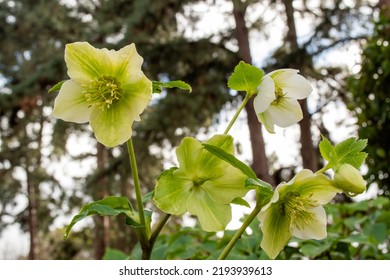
253,76,275,113
277,73,312,99
258,111,275,134
266,98,303,127
267,68,299,80
292,206,327,240
52,80,92,123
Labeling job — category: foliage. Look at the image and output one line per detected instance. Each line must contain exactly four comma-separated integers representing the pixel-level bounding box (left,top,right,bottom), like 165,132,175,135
102,196,390,260
348,13,390,195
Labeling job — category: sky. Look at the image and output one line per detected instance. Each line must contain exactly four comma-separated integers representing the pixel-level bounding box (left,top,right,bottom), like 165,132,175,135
0,0,376,259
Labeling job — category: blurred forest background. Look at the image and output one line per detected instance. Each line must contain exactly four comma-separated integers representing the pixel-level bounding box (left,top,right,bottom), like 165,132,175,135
0,0,389,260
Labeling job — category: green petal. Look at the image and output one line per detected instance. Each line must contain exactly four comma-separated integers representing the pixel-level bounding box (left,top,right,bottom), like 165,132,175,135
89,104,132,147
258,202,292,259
52,80,92,123
65,42,111,85
176,135,235,179
202,166,248,204
153,168,192,215
176,137,203,177
198,135,235,178
106,44,145,83
89,76,151,147
186,189,232,232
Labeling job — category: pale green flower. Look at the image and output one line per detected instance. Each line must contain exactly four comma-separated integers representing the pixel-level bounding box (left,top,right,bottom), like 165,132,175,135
153,135,248,232
52,42,152,147
333,163,366,196
258,169,340,259
254,69,312,133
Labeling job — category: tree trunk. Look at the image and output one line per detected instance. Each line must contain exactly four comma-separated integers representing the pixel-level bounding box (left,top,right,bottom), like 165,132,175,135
26,173,38,260
282,0,318,171
232,0,275,185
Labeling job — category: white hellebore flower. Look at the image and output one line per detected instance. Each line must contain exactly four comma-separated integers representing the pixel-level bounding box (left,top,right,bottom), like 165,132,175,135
258,169,340,259
254,69,312,133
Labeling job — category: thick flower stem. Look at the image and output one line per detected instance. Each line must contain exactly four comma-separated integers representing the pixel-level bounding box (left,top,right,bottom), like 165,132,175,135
127,138,150,257
218,202,262,260
223,93,251,134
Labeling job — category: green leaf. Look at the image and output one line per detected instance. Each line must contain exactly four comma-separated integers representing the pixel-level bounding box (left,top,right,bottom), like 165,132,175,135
227,61,264,95
125,209,153,229
142,191,154,203
319,135,368,169
299,241,332,258
334,137,368,168
364,223,387,243
319,135,334,163
152,80,192,94
245,178,274,207
64,196,136,239
231,197,251,208
245,178,273,191
48,80,65,93
103,248,129,260
202,143,257,179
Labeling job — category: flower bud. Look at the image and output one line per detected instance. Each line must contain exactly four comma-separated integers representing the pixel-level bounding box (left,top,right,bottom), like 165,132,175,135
334,164,366,196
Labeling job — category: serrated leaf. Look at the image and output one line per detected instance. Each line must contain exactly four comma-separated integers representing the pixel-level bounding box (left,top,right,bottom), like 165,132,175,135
202,143,257,179
319,135,334,163
152,80,192,94
48,80,65,93
319,136,367,169
227,61,264,95
64,196,136,239
334,138,368,168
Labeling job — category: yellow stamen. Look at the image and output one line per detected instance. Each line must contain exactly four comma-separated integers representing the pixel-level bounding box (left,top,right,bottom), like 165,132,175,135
83,76,122,109
278,192,318,230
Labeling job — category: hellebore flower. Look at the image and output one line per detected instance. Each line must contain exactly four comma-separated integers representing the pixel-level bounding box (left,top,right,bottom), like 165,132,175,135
333,163,366,196
153,134,248,232
258,169,340,259
254,69,312,133
52,42,152,147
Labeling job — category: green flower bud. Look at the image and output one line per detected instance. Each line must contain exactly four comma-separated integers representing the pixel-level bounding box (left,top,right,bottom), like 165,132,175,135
334,164,366,196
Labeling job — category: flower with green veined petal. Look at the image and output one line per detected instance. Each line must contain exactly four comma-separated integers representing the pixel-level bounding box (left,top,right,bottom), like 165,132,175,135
254,69,312,133
258,169,340,259
153,134,248,232
333,163,366,196
52,42,152,147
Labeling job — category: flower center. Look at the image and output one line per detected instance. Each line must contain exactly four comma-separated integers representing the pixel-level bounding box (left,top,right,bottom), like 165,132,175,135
193,178,207,188
278,192,317,230
272,87,286,106
83,76,122,109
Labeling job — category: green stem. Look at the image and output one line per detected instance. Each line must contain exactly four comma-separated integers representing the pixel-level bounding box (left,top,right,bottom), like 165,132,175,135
218,202,262,260
126,138,149,257
149,213,171,249
223,93,251,134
